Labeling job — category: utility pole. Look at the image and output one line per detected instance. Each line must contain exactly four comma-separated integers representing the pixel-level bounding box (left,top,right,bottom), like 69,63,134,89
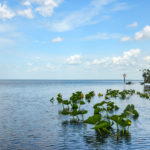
123,73,126,84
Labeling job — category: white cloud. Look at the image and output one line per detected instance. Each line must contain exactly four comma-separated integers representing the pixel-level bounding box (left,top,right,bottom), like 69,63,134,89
18,8,34,19
84,33,121,41
34,56,41,62
93,57,110,65
128,22,138,28
120,36,131,42
23,1,31,6
0,2,15,19
143,56,150,63
30,67,39,72
111,2,129,11
66,55,82,65
51,37,63,42
26,0,63,17
134,25,150,41
46,63,54,70
123,49,140,58
50,0,114,32
112,49,141,65
92,49,141,66
27,63,33,66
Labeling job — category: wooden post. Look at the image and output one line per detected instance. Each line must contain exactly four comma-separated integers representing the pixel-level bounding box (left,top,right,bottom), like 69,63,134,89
123,73,126,84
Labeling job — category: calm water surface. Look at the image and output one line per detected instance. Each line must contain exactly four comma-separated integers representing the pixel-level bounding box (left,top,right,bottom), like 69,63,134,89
0,80,149,150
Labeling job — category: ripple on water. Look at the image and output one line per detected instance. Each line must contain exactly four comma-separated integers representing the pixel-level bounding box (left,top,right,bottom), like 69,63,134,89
0,80,149,150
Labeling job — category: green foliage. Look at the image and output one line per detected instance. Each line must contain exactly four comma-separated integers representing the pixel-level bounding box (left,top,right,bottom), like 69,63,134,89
50,89,141,137
84,114,101,124
78,110,88,115
70,110,78,116
93,101,106,109
94,107,101,114
126,81,132,85
80,100,85,105
85,91,95,100
57,93,63,103
142,69,150,83
70,91,84,103
61,109,70,115
72,103,78,110
124,104,139,118
137,91,150,99
63,100,71,105
98,93,103,97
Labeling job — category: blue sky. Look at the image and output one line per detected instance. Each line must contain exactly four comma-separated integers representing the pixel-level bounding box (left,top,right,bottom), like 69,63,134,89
0,0,150,79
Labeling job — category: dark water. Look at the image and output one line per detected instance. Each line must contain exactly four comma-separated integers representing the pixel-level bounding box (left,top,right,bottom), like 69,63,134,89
0,80,149,150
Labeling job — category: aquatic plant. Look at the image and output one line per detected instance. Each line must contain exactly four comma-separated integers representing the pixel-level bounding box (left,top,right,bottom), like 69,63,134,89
70,91,84,103
98,93,103,97
84,114,101,124
61,108,70,115
57,93,63,103
92,120,113,135
78,109,88,120
70,109,79,120
105,89,135,100
63,100,71,110
124,104,139,119
50,97,54,103
50,89,140,138
106,89,119,98
126,81,132,85
136,91,150,99
118,117,131,134
85,91,95,100
78,100,85,110
110,114,131,133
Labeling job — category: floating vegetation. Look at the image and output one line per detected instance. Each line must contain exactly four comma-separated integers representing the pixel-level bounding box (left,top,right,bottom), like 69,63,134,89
98,93,103,97
50,89,141,138
126,81,132,85
85,91,95,100
105,89,135,100
137,91,150,99
123,104,139,119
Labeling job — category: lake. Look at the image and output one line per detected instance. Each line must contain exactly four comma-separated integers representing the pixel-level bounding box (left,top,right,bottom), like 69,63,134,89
0,80,149,150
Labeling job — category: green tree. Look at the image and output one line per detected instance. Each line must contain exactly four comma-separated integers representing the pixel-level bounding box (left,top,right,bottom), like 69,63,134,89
143,69,150,83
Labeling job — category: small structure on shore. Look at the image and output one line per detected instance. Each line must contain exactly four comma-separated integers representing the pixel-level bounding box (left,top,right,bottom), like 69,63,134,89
123,73,126,84
144,83,150,90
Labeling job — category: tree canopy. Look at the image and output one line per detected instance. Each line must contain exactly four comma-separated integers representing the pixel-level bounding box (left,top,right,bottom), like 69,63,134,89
143,69,150,83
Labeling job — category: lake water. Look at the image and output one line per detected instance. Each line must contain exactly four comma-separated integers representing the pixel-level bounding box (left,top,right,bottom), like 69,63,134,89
0,80,149,150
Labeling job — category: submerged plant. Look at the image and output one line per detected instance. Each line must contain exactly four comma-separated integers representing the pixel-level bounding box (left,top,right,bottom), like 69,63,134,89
78,110,88,120
118,118,131,134
61,108,70,115
92,120,113,135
